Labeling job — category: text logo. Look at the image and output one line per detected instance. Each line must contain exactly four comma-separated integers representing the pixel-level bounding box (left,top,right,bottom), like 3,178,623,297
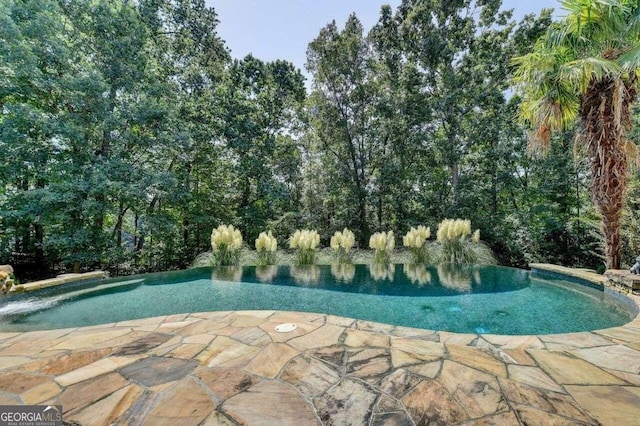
0,405,62,426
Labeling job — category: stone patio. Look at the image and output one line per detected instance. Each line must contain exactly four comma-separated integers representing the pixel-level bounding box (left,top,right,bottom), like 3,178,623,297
1,306,640,425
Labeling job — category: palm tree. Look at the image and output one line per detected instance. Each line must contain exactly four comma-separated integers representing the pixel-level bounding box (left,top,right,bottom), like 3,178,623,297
512,0,640,270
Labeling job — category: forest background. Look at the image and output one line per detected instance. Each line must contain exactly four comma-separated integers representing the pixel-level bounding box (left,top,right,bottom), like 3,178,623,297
2,0,640,281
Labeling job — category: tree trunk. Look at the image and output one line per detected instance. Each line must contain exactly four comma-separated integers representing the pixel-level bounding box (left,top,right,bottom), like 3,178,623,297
451,161,459,203
581,75,638,270
358,190,369,247
113,203,129,248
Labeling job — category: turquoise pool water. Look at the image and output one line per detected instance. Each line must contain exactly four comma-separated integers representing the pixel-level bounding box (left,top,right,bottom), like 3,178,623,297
0,264,636,334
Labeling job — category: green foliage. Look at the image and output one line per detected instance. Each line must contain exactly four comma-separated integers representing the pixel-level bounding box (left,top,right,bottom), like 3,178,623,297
2,0,627,279
256,250,277,267
212,245,241,267
512,0,640,269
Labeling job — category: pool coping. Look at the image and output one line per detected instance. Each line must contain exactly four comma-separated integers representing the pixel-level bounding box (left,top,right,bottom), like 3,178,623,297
7,270,108,293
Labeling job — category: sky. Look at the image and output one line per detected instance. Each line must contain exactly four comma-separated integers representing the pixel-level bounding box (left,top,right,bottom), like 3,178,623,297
207,0,562,79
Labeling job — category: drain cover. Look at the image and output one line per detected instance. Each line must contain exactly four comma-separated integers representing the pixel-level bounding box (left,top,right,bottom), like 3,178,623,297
275,323,297,333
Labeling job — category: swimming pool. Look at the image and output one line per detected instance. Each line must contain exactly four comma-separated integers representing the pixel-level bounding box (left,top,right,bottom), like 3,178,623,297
0,264,636,334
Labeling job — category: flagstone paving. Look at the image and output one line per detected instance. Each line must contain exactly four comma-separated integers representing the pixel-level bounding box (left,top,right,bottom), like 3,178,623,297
0,305,640,425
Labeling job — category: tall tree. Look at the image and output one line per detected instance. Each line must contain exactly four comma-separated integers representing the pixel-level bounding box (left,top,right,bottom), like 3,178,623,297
223,55,306,242
139,0,232,268
306,15,381,244
513,0,640,269
0,0,92,275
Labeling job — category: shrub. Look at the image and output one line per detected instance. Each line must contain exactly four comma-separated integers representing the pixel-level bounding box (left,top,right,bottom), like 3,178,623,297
289,229,320,265
255,231,278,266
436,219,496,264
211,225,243,266
369,231,395,264
330,228,356,264
402,226,431,264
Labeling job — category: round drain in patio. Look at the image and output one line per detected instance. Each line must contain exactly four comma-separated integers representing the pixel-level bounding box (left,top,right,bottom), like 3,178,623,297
275,323,297,333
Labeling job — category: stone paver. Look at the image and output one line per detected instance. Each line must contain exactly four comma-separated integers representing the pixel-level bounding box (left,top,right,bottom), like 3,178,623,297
344,328,389,348
243,342,299,378
346,347,391,382
20,381,61,404
193,366,258,400
447,343,507,377
439,361,507,419
65,384,143,425
280,355,341,397
288,324,345,350
507,364,565,393
314,378,377,425
57,372,129,414
55,356,142,386
566,385,640,426
403,379,468,424
528,350,625,385
223,380,318,425
378,368,422,398
120,356,198,387
0,356,32,370
0,308,639,425
143,377,215,426
570,344,640,374
499,378,596,423
390,337,445,367
0,372,50,395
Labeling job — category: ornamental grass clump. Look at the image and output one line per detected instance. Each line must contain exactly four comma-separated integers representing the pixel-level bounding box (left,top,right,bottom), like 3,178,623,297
289,229,320,265
211,224,243,266
369,231,395,264
330,228,355,264
255,231,278,266
403,225,431,264
436,219,495,264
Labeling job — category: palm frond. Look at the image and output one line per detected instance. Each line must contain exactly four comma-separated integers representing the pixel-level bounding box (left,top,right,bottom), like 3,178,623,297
559,57,621,92
618,45,640,73
560,0,633,47
624,139,640,168
630,0,640,29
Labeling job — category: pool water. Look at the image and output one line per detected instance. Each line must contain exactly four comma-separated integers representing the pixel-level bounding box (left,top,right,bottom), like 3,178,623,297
0,264,636,334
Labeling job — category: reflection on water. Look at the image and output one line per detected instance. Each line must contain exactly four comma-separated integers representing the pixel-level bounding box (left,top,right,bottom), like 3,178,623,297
256,266,278,283
290,265,320,285
404,264,432,286
369,264,395,281
331,264,355,283
209,263,530,296
438,264,473,292
211,266,243,282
